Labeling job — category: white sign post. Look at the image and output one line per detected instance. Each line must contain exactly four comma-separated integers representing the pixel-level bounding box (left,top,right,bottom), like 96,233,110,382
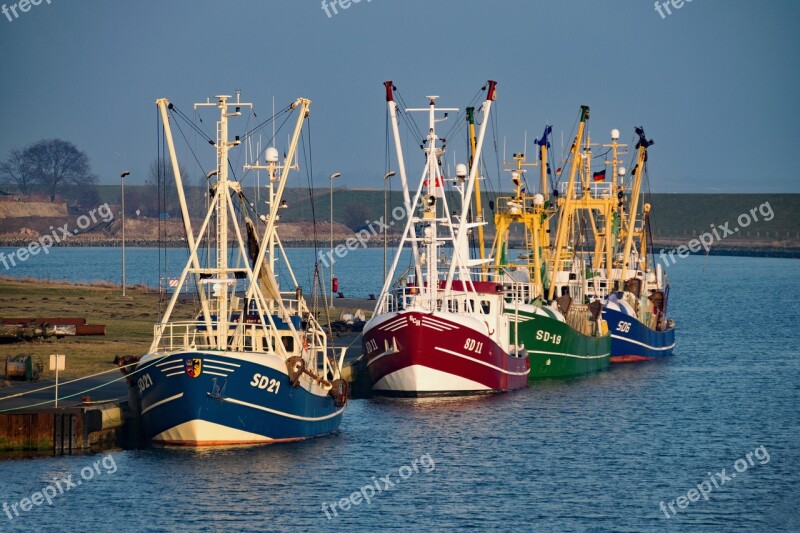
50,354,65,408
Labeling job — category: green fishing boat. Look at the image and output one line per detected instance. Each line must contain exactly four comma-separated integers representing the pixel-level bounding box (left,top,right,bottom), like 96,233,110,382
487,105,611,379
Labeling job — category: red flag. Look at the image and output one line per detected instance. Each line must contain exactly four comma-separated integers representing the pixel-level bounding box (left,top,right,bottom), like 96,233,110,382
424,174,445,197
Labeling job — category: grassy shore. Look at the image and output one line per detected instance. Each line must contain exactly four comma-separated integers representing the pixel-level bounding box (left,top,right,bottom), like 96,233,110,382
0,278,169,380
0,277,369,382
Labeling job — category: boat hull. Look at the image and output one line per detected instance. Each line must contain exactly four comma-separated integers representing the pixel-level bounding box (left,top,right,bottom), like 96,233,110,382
135,351,343,446
602,307,675,363
512,310,611,379
362,311,529,396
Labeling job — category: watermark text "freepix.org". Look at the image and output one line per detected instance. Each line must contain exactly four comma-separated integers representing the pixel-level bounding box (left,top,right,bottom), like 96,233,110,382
322,453,435,519
2,0,52,23
654,0,695,20
320,0,372,18
658,201,774,267
3,454,117,522
0,202,114,271
659,445,770,519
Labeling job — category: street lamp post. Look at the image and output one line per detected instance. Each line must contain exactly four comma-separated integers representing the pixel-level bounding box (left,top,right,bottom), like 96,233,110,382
120,171,130,297
329,172,341,297
383,171,396,280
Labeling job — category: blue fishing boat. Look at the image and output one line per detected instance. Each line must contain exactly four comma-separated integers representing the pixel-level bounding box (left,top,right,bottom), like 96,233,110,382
603,295,675,362
134,94,347,445
596,126,676,362
549,124,675,363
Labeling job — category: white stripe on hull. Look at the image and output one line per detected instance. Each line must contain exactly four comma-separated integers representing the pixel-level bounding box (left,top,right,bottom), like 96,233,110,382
527,350,610,360
153,419,273,445
373,364,490,393
610,334,676,351
434,347,530,376
140,392,184,416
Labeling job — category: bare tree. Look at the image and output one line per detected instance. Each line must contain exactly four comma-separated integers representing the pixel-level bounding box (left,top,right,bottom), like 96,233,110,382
26,139,97,197
0,148,36,195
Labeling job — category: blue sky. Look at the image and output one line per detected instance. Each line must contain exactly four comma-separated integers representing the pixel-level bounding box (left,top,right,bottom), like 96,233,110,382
0,0,798,192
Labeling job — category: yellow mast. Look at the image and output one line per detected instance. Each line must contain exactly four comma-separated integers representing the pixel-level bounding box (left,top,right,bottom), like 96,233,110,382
466,107,486,270
547,105,589,300
490,151,547,296
617,127,653,286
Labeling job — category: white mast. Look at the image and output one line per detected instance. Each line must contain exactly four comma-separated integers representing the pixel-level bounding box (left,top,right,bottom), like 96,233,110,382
194,95,246,349
384,82,421,281
444,81,496,291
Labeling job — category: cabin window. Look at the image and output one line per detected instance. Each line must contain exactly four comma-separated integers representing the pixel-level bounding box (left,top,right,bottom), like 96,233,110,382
263,336,276,352
480,300,491,314
281,336,295,353
465,299,474,313
448,299,458,313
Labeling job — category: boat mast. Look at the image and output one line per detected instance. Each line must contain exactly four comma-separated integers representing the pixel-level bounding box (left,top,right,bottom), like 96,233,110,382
384,82,421,282
444,81,496,291
194,95,246,349
603,131,627,280
150,98,235,351
547,105,589,301
493,151,542,292
617,127,653,287
244,99,310,305
466,107,487,268
537,125,552,201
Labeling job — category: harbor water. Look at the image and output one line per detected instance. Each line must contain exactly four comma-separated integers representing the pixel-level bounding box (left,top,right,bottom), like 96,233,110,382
0,250,798,531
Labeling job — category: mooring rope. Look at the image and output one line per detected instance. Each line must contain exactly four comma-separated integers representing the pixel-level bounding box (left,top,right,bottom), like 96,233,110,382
0,358,164,413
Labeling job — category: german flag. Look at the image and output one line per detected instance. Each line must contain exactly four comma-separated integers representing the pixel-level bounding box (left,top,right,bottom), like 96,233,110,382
592,169,606,182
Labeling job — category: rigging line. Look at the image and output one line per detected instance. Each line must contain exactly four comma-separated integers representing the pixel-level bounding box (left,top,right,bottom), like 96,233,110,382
0,360,144,402
393,89,425,145
643,160,658,266
169,104,214,143
168,108,211,178
302,115,320,256
239,103,293,142
443,85,485,140
161,125,169,293
554,110,582,188
489,99,502,197
238,107,296,184
301,117,332,338
233,106,255,175
0,358,165,414
546,141,558,194
592,147,612,160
